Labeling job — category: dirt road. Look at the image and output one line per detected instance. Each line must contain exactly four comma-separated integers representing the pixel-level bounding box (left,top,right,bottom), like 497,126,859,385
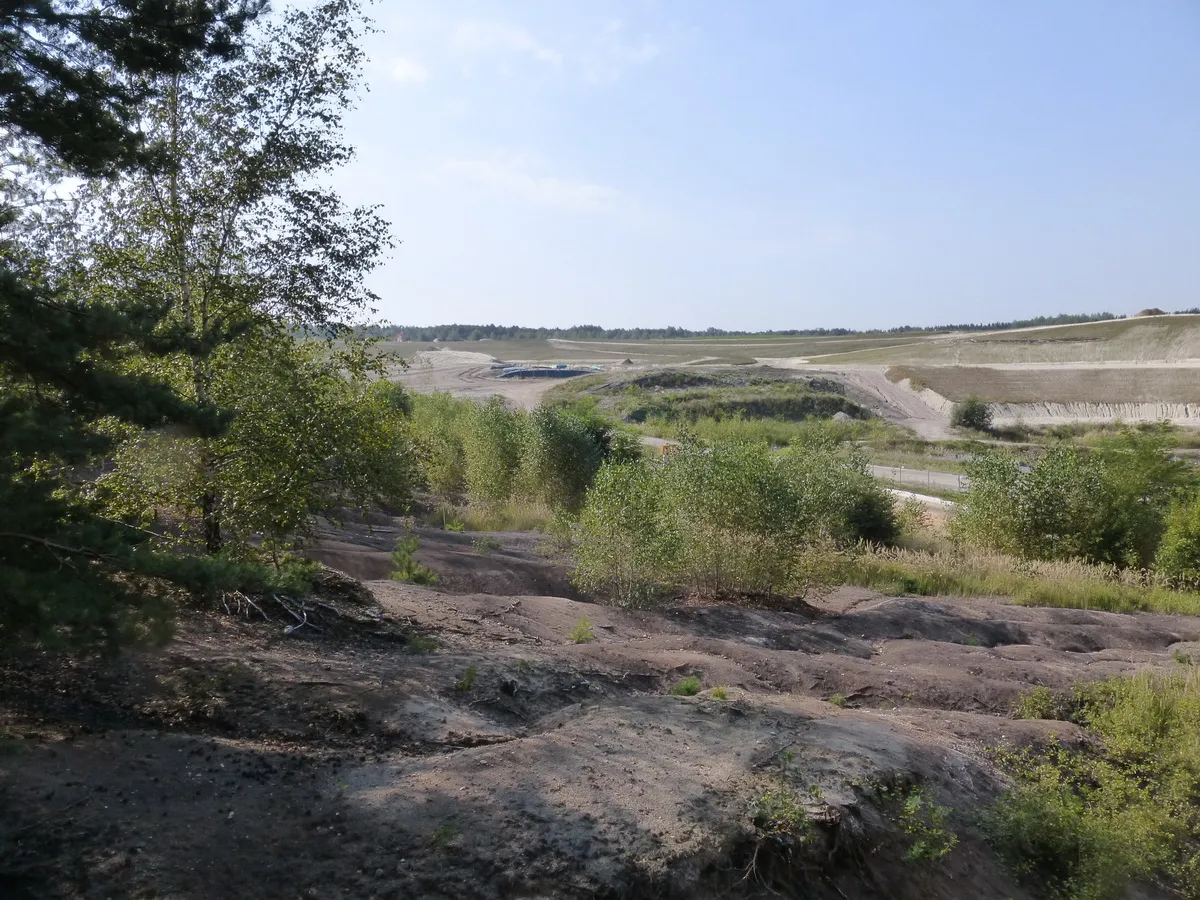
870,465,966,493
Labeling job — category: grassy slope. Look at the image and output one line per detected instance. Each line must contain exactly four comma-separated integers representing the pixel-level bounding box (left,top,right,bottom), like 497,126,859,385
886,364,1200,404
812,315,1200,365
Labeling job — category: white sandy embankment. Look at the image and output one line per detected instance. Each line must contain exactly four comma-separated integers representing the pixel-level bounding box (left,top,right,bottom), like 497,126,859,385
766,359,1200,430
899,381,1200,428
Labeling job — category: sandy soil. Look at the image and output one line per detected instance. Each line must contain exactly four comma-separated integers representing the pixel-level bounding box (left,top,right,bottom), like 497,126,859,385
3,525,1196,899
388,350,572,410
764,364,955,440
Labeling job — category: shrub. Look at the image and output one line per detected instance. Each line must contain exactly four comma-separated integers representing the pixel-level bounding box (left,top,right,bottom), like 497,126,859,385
464,397,527,507
751,788,814,842
411,393,470,500
671,676,702,696
471,537,502,555
454,665,478,692
828,693,847,708
709,685,730,700
570,617,596,644
411,393,635,516
899,788,958,863
1156,493,1200,586
525,406,605,512
950,396,992,431
406,634,438,654
1013,686,1062,720
986,671,1200,899
570,461,681,606
659,441,801,598
390,534,439,585
570,438,898,605
953,433,1195,569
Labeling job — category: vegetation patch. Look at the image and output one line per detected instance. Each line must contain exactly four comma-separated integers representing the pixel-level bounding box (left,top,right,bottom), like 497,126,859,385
842,545,1200,616
950,396,993,431
470,537,502,555
751,787,815,843
570,439,896,606
389,534,440,586
570,617,596,644
621,382,866,425
897,788,958,863
986,671,1200,899
454,665,478,693
670,676,702,696
406,634,439,654
954,428,1196,571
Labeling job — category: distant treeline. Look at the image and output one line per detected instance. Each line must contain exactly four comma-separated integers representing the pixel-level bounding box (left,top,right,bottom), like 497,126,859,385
361,311,1136,343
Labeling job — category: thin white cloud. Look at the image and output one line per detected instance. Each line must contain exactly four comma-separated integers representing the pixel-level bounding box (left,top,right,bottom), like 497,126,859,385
441,159,618,213
390,56,430,84
584,20,661,83
450,21,562,67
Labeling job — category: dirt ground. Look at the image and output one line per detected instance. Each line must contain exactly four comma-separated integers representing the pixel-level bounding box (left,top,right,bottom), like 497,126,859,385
387,350,572,410
3,524,1197,899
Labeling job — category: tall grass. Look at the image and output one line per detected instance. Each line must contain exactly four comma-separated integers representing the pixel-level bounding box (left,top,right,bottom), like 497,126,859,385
420,500,555,533
843,545,1200,615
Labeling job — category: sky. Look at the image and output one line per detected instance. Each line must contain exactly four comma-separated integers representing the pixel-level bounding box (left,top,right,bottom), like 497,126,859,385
334,1,1200,331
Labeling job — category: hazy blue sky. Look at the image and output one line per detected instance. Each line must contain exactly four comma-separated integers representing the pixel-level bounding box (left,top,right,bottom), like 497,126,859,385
335,1,1200,330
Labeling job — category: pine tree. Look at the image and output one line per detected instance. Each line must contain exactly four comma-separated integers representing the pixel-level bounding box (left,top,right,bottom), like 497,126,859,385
0,1,262,648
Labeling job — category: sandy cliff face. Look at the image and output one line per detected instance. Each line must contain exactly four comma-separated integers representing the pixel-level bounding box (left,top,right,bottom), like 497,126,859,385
907,381,1200,425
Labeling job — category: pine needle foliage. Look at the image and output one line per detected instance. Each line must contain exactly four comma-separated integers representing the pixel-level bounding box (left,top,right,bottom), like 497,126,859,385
1,0,264,648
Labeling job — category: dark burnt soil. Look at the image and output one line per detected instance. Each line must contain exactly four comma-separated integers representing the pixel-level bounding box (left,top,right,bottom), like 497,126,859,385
3,528,1199,899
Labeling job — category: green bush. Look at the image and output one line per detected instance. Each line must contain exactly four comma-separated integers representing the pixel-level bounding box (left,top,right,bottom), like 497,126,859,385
899,788,958,863
411,393,638,516
986,671,1200,899
99,338,421,552
525,407,606,512
953,432,1195,569
1157,493,1200,587
454,665,478,692
411,392,471,500
752,788,814,841
570,438,897,605
570,617,596,644
389,534,439,585
570,461,680,606
464,397,528,507
950,396,993,431
1013,685,1063,720
671,676,702,696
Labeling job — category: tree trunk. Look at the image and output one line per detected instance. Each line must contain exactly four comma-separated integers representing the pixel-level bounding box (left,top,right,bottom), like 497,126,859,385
201,489,222,554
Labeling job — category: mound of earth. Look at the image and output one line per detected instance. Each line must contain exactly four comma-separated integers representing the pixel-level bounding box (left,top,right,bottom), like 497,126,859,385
1134,308,1167,317
3,534,1197,898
